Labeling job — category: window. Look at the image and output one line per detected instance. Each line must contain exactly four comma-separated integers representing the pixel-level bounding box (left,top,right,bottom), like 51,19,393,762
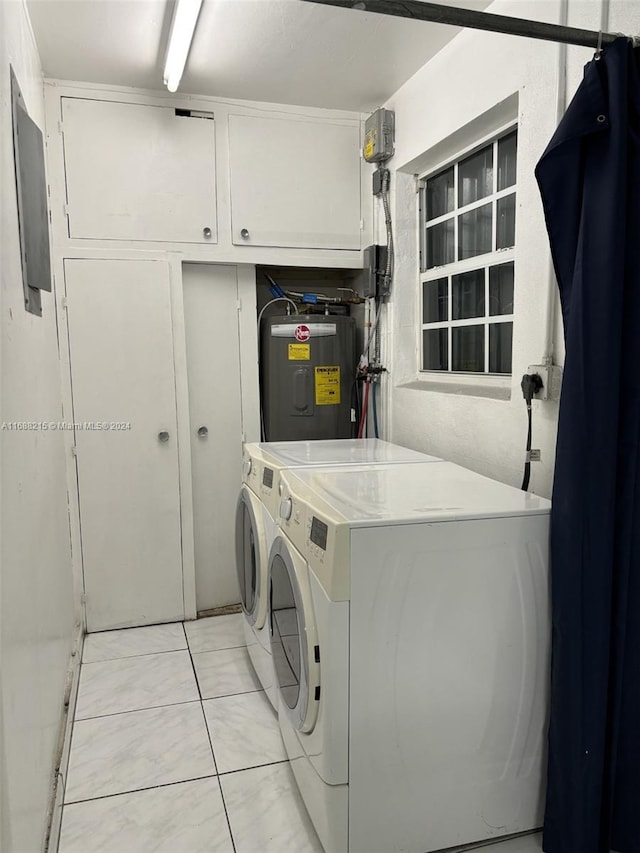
420,129,517,375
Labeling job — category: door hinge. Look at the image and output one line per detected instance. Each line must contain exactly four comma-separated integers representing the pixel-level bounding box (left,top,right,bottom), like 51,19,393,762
360,219,365,231
237,298,242,312
61,296,67,309
414,176,422,194
58,120,64,135
63,203,69,217
80,592,87,605
71,445,77,457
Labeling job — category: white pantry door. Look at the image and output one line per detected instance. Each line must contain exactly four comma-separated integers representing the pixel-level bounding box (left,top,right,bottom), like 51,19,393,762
65,258,184,631
183,264,243,611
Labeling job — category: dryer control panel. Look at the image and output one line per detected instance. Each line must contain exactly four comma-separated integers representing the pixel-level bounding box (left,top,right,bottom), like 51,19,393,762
278,469,351,602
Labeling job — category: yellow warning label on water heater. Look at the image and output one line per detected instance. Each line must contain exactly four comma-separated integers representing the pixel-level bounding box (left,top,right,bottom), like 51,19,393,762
315,366,341,405
288,343,310,361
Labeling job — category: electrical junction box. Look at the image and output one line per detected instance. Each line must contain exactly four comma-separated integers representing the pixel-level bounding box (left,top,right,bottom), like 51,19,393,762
364,109,395,163
363,244,389,298
528,364,563,401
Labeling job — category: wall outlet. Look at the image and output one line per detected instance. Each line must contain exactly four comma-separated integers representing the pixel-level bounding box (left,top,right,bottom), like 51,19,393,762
527,364,563,401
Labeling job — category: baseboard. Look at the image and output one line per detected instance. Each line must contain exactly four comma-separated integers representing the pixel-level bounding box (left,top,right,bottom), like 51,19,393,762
43,626,84,853
196,603,242,619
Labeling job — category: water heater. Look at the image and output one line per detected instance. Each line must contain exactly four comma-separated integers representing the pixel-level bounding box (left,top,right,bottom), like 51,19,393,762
260,314,356,441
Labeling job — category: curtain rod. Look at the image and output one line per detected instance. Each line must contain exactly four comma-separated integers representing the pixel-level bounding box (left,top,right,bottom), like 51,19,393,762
298,0,623,50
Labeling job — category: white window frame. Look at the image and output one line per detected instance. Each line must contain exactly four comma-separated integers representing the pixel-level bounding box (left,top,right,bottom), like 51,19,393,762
418,124,517,377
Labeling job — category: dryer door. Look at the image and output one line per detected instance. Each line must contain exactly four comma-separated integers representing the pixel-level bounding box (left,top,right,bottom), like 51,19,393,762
234,485,268,628
269,535,320,733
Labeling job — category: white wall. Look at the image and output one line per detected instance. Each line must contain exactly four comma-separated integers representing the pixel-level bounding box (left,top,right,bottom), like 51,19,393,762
382,0,639,497
0,1,78,850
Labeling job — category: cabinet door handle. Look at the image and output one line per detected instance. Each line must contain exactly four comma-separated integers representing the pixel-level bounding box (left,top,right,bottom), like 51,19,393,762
197,426,208,438
203,226,212,239
240,228,250,240
158,431,170,443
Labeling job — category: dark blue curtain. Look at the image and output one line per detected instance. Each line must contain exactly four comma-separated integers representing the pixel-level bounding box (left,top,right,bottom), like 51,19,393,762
536,38,640,853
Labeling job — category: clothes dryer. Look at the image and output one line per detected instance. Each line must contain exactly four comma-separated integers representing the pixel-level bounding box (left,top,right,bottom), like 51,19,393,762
235,440,441,709
270,461,551,853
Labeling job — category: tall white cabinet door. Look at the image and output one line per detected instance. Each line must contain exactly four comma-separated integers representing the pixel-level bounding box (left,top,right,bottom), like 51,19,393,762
61,98,217,244
183,264,243,611
65,259,184,631
228,114,362,250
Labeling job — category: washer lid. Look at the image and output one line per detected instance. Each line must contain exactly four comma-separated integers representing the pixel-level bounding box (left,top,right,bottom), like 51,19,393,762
256,438,441,466
283,461,551,527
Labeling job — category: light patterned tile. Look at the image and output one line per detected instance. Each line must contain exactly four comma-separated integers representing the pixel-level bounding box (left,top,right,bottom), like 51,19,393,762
184,614,246,653
82,622,187,663
203,691,285,773
59,778,233,853
221,762,324,853
65,703,215,803
75,650,199,719
192,646,261,700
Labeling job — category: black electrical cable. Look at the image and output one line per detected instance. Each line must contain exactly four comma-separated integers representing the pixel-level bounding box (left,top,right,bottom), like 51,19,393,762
521,403,533,491
520,373,544,491
372,379,379,438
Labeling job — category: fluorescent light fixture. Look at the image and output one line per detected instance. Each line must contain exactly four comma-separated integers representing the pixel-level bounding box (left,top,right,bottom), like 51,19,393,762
163,0,204,93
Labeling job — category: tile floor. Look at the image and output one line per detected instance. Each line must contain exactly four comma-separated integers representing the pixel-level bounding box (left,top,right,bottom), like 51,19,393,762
58,614,544,853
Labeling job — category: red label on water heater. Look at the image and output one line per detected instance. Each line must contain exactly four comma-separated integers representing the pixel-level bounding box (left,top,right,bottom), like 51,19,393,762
295,324,311,342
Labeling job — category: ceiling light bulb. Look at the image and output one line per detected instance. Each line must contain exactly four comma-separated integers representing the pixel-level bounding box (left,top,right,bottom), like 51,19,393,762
163,0,204,93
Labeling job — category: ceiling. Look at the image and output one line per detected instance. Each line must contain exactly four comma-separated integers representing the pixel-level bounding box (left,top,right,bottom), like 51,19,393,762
27,0,492,111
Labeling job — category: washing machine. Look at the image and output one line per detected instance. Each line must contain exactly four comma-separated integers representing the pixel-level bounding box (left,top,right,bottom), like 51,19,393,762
235,440,441,709
269,461,551,853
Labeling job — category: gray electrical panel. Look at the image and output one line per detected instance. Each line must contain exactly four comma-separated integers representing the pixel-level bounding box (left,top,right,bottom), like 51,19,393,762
260,314,356,441
10,67,52,316
363,108,395,163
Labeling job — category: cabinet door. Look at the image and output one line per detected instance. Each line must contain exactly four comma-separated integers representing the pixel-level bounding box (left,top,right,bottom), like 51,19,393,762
183,264,244,611
61,98,217,244
65,258,185,631
229,114,361,250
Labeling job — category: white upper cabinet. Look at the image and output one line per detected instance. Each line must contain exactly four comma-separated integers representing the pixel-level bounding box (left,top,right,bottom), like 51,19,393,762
61,98,217,244
228,114,362,251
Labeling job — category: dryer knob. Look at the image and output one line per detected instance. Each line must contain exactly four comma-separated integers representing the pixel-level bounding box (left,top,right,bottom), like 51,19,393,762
280,498,293,521
242,458,252,476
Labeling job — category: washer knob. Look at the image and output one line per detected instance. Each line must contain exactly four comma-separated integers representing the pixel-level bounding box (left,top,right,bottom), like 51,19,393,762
280,498,293,521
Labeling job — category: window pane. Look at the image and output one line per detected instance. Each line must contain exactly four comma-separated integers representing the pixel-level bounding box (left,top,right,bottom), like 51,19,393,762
498,131,518,190
426,167,454,220
423,278,448,323
458,145,493,207
452,325,485,372
423,328,448,370
458,203,492,260
426,218,454,269
452,269,485,320
489,322,513,374
489,263,514,316
497,194,516,249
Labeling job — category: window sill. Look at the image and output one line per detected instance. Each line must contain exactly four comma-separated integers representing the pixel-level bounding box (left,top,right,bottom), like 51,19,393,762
397,373,512,401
